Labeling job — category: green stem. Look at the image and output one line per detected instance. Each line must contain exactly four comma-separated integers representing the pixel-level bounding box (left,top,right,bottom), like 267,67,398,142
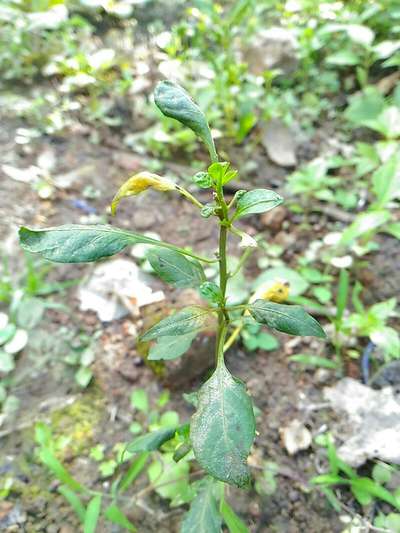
215,182,230,366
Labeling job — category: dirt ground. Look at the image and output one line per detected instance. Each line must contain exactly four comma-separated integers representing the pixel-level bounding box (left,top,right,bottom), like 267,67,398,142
0,115,384,533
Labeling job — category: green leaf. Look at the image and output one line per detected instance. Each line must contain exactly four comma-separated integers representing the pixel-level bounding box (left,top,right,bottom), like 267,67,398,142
190,364,256,487
248,300,326,338
119,452,149,492
232,189,283,221
19,225,208,264
351,478,400,510
154,80,217,161
199,282,223,304
130,389,149,412
148,332,196,361
0,351,15,373
105,503,137,531
0,324,17,345
38,448,82,491
208,162,237,186
58,486,86,522
289,354,338,369
340,210,390,246
148,248,205,288
148,453,193,506
193,172,213,189
326,50,361,65
84,495,102,533
75,367,92,388
181,480,222,533
220,499,249,533
127,427,177,453
141,306,211,341
372,154,400,207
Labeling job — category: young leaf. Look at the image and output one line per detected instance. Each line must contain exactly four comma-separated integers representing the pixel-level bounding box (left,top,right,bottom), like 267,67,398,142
148,248,205,288
119,452,149,492
232,189,283,221
105,503,137,531
181,480,222,533
220,499,249,533
248,300,326,338
141,307,211,341
127,427,177,453
199,282,223,304
148,332,197,361
154,80,217,162
190,364,256,487
38,448,82,491
58,486,86,522
83,495,102,533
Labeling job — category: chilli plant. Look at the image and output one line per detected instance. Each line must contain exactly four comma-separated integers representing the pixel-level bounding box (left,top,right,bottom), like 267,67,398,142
19,81,325,527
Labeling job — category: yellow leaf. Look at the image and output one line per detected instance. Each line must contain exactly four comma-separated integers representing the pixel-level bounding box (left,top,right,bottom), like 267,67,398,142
111,172,175,215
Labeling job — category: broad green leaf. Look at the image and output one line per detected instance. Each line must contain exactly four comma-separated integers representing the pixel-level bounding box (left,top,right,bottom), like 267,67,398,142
19,225,208,264
232,189,283,221
141,306,211,341
181,480,222,533
127,427,177,453
58,486,86,522
119,452,149,492
220,499,249,533
84,495,102,533
105,503,137,531
289,354,338,369
154,81,217,161
248,300,326,338
190,364,256,487
148,332,196,361
340,210,390,246
148,248,205,288
38,448,82,491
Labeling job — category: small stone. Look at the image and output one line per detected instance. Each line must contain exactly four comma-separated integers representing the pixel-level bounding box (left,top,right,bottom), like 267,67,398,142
112,151,142,171
314,368,331,384
280,419,312,455
261,206,288,231
132,210,158,230
262,119,297,167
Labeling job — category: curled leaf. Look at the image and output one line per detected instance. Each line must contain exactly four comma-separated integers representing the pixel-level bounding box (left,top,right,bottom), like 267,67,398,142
111,172,175,215
154,80,217,161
